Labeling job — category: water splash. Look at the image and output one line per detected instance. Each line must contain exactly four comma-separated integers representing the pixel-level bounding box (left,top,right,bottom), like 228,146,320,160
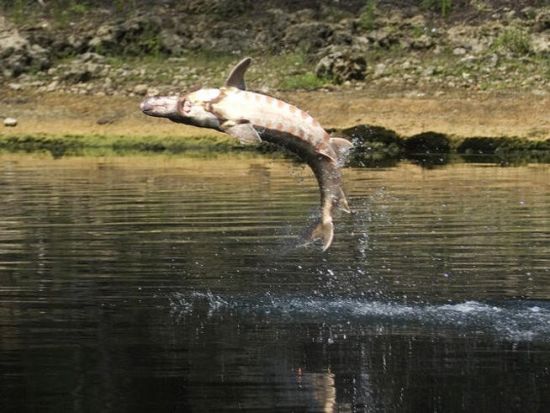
170,292,550,343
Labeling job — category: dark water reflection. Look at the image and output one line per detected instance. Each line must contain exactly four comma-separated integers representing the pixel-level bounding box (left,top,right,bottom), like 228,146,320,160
0,154,549,412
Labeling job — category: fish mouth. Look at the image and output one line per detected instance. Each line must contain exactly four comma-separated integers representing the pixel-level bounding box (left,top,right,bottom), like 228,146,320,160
140,96,179,118
139,100,155,114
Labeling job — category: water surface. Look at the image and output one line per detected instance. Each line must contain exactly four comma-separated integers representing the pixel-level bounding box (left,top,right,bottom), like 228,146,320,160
1,154,549,412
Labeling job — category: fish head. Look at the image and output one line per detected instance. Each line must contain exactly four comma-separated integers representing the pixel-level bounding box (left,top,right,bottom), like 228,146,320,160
140,89,221,129
179,89,221,129
140,95,182,121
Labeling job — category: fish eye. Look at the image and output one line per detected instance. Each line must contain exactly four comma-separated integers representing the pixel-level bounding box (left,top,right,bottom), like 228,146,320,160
178,98,192,115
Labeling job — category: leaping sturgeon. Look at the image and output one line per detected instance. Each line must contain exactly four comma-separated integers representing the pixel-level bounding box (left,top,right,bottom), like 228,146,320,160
140,57,352,251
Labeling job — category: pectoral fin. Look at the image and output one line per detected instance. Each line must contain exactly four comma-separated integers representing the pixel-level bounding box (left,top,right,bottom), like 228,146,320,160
329,137,353,167
338,189,351,213
221,121,261,145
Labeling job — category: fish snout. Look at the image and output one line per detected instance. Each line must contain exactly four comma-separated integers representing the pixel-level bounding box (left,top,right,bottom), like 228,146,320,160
139,99,153,113
139,96,180,118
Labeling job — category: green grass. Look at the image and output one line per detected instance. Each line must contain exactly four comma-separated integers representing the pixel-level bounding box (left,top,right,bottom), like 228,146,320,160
113,0,137,13
114,51,327,91
0,133,243,157
1,0,92,28
278,72,327,91
3,0,33,25
359,0,378,31
493,28,532,55
1,131,548,165
103,52,237,86
421,0,452,17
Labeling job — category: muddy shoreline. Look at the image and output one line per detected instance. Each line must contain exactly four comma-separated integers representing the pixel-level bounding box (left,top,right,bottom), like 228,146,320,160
1,89,548,164
2,88,549,138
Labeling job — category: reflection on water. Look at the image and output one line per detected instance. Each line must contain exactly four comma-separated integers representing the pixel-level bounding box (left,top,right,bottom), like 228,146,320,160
0,154,549,412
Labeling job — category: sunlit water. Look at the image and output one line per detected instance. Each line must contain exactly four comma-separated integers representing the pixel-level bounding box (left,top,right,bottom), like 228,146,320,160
0,154,549,412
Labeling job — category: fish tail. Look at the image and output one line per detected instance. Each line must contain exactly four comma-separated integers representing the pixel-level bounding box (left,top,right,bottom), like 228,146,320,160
303,220,334,252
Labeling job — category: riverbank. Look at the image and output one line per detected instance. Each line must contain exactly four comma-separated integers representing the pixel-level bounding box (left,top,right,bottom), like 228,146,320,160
1,1,548,162
1,88,548,163
2,87,549,138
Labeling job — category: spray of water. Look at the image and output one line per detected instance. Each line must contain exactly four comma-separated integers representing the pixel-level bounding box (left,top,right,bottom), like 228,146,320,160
170,291,550,343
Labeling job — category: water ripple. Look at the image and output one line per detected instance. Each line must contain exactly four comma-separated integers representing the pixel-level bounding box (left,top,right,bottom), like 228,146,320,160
170,291,550,343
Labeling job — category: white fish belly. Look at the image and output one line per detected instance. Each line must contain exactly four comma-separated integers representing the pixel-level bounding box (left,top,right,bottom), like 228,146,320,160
214,90,328,147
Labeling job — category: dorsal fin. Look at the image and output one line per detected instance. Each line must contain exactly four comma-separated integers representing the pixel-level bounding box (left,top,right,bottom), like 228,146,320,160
224,57,252,90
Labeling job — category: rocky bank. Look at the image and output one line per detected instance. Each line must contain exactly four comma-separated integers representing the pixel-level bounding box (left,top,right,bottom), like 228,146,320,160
1,1,548,95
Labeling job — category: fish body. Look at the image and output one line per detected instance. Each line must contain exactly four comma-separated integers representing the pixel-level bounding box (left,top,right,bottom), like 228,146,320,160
140,58,352,250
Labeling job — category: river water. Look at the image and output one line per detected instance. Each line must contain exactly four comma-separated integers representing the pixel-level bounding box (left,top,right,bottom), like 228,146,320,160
1,154,549,412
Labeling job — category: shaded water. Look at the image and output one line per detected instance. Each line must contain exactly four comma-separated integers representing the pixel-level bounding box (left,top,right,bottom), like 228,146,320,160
1,154,549,412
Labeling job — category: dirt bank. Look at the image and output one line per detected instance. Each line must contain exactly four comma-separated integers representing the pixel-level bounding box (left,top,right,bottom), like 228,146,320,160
1,89,548,141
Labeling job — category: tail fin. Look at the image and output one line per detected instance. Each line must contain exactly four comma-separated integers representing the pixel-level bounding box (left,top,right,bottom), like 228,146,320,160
329,137,353,167
302,220,334,252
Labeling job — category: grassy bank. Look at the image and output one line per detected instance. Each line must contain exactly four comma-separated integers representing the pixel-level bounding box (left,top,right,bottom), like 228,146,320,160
2,128,548,166
342,126,550,166
0,133,243,157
